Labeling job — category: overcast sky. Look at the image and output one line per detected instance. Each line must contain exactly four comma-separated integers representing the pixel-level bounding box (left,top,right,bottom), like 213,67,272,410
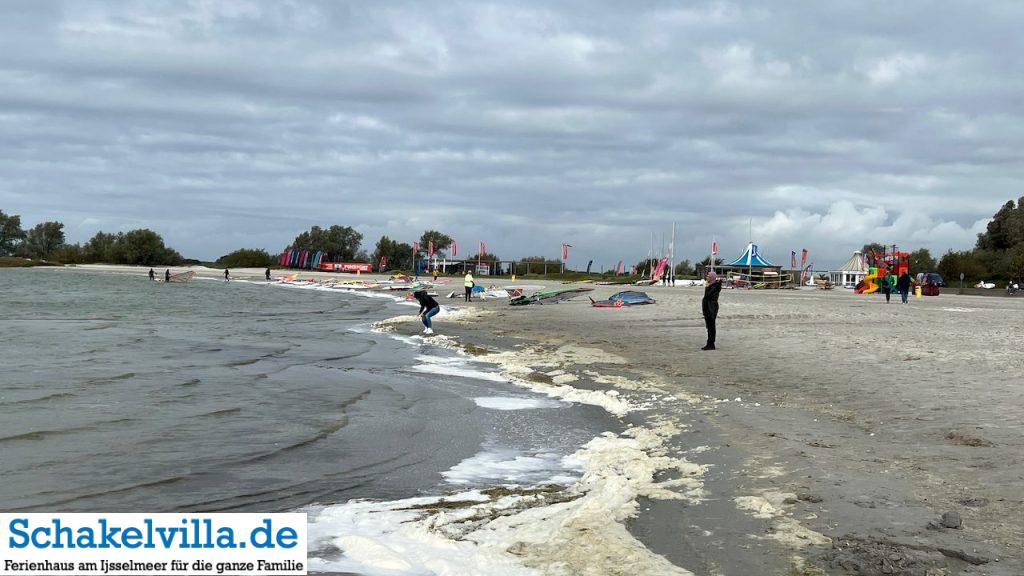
2,1,1022,268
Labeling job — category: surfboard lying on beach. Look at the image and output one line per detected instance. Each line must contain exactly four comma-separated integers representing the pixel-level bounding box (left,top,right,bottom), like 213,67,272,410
509,287,593,306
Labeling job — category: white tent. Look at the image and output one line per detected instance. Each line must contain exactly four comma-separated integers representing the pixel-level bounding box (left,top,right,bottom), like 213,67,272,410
830,251,868,288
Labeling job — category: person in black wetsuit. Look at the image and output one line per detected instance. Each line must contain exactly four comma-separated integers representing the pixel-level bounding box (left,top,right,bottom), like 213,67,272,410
265,268,271,281
413,285,440,335
702,270,722,350
149,268,155,281
224,269,230,281
164,269,171,282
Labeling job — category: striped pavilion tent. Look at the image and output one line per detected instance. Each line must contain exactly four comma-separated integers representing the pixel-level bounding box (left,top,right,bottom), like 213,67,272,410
728,243,775,267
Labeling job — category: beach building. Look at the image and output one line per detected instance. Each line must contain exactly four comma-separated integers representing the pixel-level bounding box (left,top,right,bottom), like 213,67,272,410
829,251,868,288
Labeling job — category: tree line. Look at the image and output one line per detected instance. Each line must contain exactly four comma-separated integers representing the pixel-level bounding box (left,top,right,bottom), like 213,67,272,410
0,210,184,266
934,198,1024,282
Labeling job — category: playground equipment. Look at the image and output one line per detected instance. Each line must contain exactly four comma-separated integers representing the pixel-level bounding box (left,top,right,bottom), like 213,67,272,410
854,245,911,294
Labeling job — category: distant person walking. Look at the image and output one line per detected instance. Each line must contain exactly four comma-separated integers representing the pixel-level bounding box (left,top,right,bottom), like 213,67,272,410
897,272,911,304
265,268,271,281
464,271,475,302
701,270,722,351
164,269,171,282
224,269,230,281
883,272,894,303
148,268,155,281
413,284,440,335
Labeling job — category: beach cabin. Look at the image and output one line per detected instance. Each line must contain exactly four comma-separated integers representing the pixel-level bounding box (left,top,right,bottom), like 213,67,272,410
829,251,868,288
717,243,790,287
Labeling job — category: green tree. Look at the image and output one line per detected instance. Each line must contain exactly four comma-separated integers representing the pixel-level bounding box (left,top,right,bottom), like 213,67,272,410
119,229,183,265
291,225,363,261
84,231,120,262
695,256,724,277
418,230,452,257
674,259,694,277
1008,245,1024,282
372,236,413,270
51,243,85,264
0,210,26,256
466,251,500,263
216,248,274,268
937,250,988,282
21,221,66,259
861,243,887,264
515,256,562,274
976,198,1024,251
907,248,936,273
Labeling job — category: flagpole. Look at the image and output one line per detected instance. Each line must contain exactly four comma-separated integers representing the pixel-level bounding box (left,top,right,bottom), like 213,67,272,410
670,221,676,286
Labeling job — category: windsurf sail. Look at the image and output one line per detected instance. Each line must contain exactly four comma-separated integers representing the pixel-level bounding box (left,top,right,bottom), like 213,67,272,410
166,271,195,283
509,287,594,306
652,258,669,282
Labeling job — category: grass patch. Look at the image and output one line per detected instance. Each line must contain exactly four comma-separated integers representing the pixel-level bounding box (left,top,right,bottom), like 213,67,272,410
0,257,57,267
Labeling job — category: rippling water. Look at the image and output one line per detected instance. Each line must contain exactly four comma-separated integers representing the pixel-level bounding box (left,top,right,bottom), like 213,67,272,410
0,269,612,529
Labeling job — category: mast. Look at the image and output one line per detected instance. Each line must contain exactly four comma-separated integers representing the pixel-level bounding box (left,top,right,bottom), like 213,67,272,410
670,221,676,285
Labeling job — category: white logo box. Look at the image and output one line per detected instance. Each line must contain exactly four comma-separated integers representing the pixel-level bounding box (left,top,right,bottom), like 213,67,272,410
1,513,307,575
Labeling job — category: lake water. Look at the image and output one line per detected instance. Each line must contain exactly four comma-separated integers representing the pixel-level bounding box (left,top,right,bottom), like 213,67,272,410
0,269,616,572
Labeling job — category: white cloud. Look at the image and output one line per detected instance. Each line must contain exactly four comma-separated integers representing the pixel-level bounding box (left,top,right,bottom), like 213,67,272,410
862,52,931,85
754,201,988,267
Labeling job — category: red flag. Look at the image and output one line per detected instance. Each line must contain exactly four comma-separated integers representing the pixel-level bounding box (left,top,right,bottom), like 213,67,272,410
428,241,435,258
379,255,387,268
800,249,808,268
413,243,419,262
791,251,797,269
479,242,485,265
451,240,457,257
712,241,718,255
615,260,623,275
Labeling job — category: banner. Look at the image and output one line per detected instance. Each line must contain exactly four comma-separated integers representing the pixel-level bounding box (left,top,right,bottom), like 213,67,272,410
379,255,386,268
791,251,797,269
428,241,434,259
615,260,622,275
800,248,808,268
479,242,485,265
561,243,572,261
450,240,457,257
322,262,373,273
711,241,718,255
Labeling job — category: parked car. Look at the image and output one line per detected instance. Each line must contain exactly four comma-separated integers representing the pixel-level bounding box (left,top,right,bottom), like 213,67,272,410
916,272,945,287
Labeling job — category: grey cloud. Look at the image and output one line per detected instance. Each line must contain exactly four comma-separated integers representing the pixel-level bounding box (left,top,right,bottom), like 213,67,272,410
1,1,1023,267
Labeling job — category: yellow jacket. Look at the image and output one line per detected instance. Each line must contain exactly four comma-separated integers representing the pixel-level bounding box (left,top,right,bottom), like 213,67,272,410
464,274,474,287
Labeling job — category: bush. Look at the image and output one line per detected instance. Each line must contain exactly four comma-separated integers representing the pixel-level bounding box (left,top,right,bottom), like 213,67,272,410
937,250,989,282
1008,245,1024,282
216,248,274,268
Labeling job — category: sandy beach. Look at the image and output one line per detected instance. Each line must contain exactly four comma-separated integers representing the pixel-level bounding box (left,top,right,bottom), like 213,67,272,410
410,279,1023,574
57,265,1023,574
